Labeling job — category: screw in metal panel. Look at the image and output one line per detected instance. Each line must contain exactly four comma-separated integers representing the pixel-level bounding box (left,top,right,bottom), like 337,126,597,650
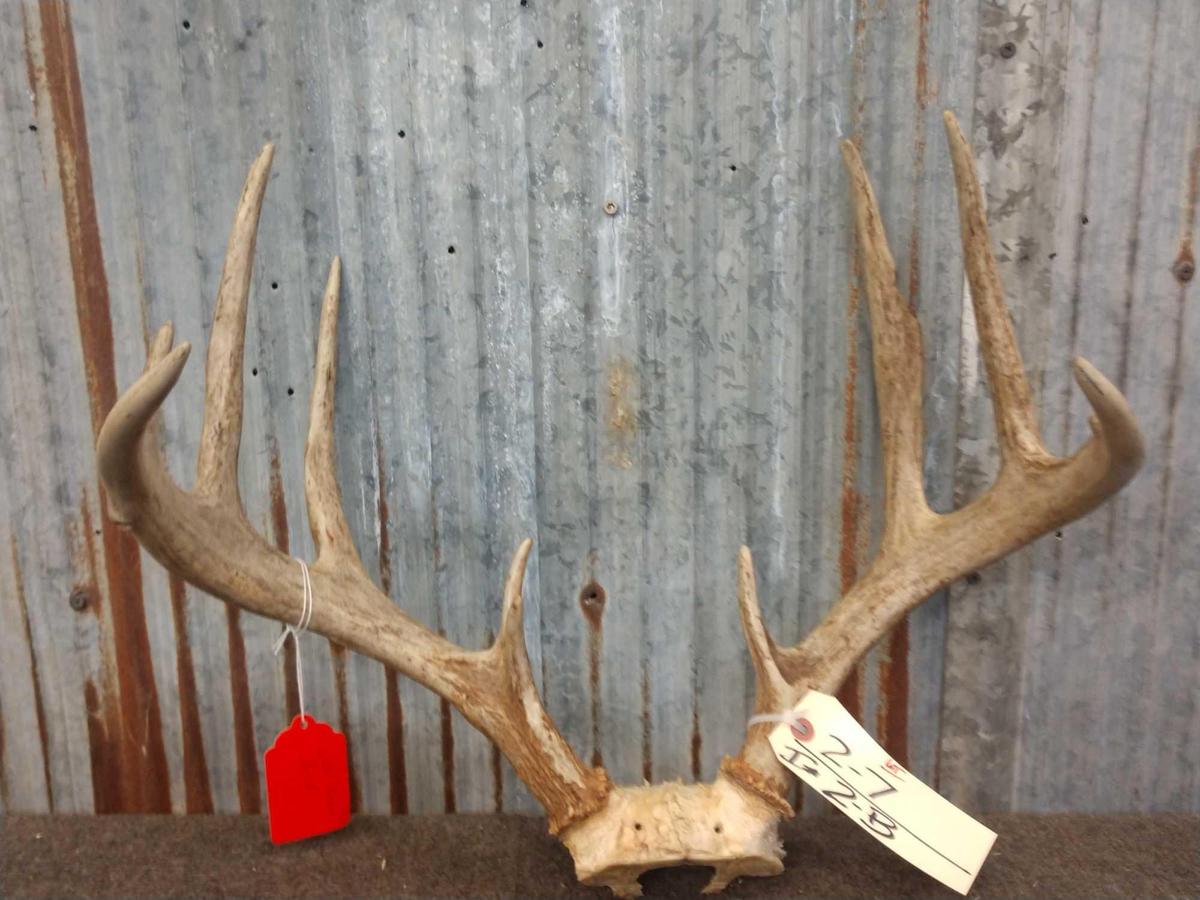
603,200,618,216
69,588,89,612
999,41,1016,59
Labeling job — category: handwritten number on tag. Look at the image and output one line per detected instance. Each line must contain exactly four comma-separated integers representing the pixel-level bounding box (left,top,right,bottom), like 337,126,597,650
821,734,851,766
780,742,820,778
861,807,899,839
864,765,898,799
821,776,858,808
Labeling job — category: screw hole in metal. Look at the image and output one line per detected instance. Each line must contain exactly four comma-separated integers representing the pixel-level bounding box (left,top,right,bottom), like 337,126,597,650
69,589,89,612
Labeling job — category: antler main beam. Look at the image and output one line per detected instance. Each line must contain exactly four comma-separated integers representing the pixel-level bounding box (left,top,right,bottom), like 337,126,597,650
95,111,1142,898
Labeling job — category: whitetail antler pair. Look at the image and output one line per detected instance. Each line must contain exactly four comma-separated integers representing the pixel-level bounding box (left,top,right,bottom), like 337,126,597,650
96,111,1143,896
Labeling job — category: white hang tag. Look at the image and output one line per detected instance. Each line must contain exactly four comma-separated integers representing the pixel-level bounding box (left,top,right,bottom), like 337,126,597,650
768,690,996,895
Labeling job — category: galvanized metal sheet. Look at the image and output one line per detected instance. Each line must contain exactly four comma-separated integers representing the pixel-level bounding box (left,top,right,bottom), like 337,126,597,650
0,0,1195,816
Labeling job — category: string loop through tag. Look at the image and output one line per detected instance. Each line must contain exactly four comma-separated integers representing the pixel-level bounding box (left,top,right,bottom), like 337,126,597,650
273,558,314,727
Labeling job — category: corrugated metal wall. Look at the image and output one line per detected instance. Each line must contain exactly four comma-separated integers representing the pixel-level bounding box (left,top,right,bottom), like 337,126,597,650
0,0,1196,816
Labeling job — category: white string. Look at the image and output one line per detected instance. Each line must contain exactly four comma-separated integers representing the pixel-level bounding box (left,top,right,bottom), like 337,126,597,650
273,559,314,727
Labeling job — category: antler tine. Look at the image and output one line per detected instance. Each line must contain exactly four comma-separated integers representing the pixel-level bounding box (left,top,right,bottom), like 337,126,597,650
489,536,613,832
495,537,535,668
304,256,365,570
942,112,1042,462
840,139,935,550
147,321,176,369
97,339,193,526
721,547,794,804
943,111,1143,484
135,323,178,463
195,143,275,503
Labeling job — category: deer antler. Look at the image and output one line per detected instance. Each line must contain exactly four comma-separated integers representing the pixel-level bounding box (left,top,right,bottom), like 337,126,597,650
727,111,1144,804
95,145,610,834
96,111,1142,898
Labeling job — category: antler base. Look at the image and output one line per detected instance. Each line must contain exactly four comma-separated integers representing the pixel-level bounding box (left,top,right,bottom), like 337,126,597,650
560,773,787,897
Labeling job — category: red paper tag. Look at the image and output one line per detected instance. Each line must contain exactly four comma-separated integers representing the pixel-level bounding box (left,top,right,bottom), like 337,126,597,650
264,715,350,845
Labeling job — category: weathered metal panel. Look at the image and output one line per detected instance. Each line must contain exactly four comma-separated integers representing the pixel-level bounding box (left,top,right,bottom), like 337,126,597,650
940,0,1200,814
0,0,1196,817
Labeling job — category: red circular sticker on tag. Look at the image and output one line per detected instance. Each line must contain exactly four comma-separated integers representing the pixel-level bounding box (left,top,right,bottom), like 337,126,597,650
790,717,814,742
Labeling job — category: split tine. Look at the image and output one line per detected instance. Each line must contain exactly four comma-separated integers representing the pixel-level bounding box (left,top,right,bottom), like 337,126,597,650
841,140,930,538
146,322,175,371
943,111,1042,462
195,143,275,500
304,258,361,567
140,322,177,460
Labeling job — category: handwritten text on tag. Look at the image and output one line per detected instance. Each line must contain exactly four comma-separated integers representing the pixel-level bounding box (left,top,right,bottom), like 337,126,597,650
768,691,996,895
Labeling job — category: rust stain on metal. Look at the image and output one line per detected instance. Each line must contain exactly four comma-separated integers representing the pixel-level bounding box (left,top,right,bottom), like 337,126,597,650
267,443,291,556
838,251,865,721
266,443,300,719
839,3,868,722
225,607,261,813
1174,143,1198,284
11,538,54,811
21,8,41,122
492,741,504,811
440,696,457,812
35,0,170,813
907,0,930,307
1148,139,1198,659
690,703,702,781
83,679,120,813
375,435,393,594
605,356,637,469
75,496,102,615
484,626,504,812
852,0,868,137
374,431,409,813
384,668,408,813
878,0,927,749
167,575,213,813
641,662,652,783
329,642,361,813
914,0,930,110
0,702,7,808
875,620,910,768
579,579,607,629
580,580,606,768
72,496,121,816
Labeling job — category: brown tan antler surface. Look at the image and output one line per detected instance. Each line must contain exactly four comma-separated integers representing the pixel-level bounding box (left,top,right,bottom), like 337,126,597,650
96,111,1143,898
